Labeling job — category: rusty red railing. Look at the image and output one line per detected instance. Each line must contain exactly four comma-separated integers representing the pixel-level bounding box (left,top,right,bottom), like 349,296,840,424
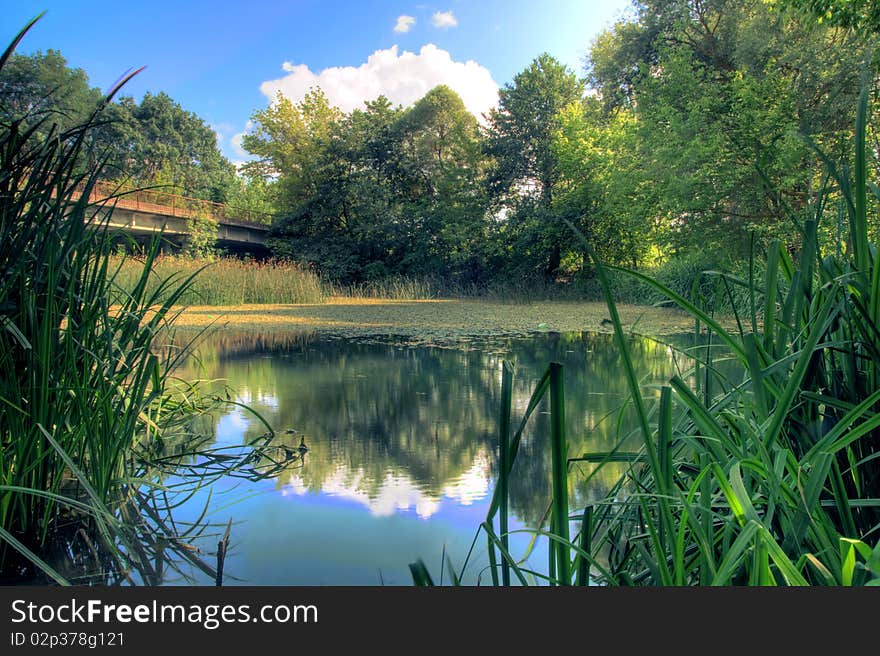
70,180,274,229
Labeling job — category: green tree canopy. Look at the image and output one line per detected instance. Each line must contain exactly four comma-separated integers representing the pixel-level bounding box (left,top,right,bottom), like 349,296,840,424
0,49,100,126
258,86,491,283
0,51,240,203
586,0,877,257
484,54,585,280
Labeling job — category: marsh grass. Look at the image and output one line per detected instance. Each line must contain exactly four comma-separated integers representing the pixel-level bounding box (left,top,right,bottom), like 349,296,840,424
111,263,581,307
563,87,880,586
110,255,326,306
331,276,440,300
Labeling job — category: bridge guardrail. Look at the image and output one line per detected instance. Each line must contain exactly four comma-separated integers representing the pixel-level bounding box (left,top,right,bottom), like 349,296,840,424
71,180,274,230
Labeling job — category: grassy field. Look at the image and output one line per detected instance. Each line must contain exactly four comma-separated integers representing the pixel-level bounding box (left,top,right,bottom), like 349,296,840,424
169,297,699,343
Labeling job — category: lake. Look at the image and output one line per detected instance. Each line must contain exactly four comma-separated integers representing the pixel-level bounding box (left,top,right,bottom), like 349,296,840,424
157,329,696,585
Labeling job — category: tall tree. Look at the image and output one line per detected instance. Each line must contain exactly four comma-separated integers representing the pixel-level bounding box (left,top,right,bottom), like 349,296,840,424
265,86,490,283
553,98,659,268
0,49,100,127
0,51,241,203
122,92,236,202
241,88,342,207
392,85,488,276
486,54,585,279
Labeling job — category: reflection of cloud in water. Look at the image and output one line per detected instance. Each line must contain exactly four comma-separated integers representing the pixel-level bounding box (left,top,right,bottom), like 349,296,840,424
215,408,250,445
280,454,491,519
442,451,490,506
282,467,440,518
234,387,278,409
213,386,278,445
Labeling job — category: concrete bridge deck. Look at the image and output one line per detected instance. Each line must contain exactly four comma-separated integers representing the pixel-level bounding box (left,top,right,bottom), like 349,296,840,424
72,181,273,255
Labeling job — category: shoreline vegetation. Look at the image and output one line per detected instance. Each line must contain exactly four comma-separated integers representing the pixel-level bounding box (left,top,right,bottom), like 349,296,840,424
111,253,744,342
110,253,757,313
433,88,880,587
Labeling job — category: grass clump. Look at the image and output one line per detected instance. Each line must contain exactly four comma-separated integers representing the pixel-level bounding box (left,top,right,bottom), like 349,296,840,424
575,254,764,315
330,276,439,301
110,254,326,305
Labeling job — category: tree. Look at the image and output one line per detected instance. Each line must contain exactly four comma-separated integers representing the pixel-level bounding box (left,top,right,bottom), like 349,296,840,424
241,88,342,207
0,49,100,127
553,98,659,268
264,92,396,281
263,86,491,284
391,86,489,278
486,54,585,280
120,92,236,202
586,0,877,257
0,50,243,206
775,0,880,35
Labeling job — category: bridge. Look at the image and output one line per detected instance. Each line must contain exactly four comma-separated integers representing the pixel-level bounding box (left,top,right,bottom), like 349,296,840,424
73,180,273,256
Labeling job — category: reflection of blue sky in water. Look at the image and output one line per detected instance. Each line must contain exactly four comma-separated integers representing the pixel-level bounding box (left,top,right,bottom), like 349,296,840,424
174,400,521,585
168,452,534,585
164,332,699,585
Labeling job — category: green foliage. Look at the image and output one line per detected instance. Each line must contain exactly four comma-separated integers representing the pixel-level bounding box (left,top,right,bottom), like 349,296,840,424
0,48,242,205
225,174,277,224
774,0,880,34
486,53,584,205
429,87,880,587
576,253,764,315
254,86,491,285
241,88,342,205
108,91,237,201
8,2,880,300
184,214,219,258
553,98,659,268
0,47,100,129
485,54,585,280
587,0,877,257
240,10,879,293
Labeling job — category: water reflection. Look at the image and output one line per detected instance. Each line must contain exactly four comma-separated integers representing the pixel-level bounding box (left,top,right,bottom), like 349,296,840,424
168,330,697,584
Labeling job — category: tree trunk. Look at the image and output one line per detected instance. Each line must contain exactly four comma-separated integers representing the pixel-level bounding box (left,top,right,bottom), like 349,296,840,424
545,242,561,282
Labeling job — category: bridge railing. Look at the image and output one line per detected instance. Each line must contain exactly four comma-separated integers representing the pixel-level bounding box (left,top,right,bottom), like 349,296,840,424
71,180,274,229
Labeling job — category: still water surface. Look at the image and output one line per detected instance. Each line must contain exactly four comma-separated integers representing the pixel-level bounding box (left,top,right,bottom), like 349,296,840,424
165,330,693,585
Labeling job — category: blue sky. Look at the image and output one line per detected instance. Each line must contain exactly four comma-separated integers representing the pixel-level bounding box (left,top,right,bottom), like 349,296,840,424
2,1,633,162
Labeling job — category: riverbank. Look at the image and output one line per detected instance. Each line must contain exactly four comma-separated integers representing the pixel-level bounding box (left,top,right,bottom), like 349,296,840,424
169,297,700,343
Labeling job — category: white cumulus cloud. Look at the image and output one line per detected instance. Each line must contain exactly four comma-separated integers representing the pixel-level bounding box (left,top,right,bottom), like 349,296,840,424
431,11,458,28
258,44,499,123
394,15,416,33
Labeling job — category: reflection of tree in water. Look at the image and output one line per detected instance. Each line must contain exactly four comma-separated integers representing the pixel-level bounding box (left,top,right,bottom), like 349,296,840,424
174,330,702,525
503,333,689,523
